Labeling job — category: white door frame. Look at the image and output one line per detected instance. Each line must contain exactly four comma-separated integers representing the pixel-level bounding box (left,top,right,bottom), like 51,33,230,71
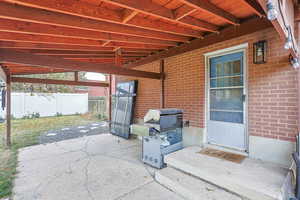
203,43,249,152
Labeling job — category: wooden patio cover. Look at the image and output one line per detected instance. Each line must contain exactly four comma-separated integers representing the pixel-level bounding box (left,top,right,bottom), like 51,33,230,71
0,0,276,79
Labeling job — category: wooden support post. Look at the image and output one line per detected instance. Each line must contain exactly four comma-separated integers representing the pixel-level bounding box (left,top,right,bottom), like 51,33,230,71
115,49,123,66
109,49,122,127
160,59,165,109
108,75,112,127
297,22,300,132
74,71,79,82
298,68,300,131
5,70,11,147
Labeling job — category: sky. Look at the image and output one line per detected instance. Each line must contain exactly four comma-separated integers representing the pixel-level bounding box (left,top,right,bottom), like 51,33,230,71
85,72,106,81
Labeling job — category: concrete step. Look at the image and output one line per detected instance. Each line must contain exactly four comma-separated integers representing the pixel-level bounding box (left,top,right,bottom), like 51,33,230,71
164,146,288,200
155,166,242,200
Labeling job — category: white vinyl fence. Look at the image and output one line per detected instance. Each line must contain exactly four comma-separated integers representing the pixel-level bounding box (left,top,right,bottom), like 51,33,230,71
5,93,88,119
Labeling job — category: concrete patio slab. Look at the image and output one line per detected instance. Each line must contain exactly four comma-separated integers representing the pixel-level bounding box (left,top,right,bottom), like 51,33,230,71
118,182,183,200
164,146,288,200
155,166,242,200
14,134,183,200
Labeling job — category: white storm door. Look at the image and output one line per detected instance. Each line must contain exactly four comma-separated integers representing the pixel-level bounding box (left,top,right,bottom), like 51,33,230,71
207,51,246,150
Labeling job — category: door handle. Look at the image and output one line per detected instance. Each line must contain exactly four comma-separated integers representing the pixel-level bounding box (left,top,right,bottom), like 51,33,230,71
242,94,246,102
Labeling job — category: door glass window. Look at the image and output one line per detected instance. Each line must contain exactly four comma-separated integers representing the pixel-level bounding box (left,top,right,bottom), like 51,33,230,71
209,52,244,124
210,76,243,88
210,89,243,110
210,111,243,123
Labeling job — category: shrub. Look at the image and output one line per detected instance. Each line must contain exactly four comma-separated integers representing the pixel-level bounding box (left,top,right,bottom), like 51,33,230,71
56,112,62,117
22,115,29,119
34,112,40,118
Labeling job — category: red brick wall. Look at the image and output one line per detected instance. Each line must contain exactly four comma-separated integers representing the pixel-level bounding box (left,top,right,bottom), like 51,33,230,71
117,27,299,142
164,50,205,128
117,61,161,119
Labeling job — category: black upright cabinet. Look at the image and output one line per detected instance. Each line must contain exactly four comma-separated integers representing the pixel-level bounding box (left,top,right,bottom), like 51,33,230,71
110,80,138,139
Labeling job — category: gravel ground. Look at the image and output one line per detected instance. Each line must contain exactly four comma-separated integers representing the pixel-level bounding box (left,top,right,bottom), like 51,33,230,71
39,121,109,144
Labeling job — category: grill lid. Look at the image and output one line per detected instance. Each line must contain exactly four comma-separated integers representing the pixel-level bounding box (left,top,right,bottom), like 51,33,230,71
144,108,182,123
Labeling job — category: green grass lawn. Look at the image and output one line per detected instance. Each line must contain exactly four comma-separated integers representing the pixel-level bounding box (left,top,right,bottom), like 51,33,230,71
0,114,100,199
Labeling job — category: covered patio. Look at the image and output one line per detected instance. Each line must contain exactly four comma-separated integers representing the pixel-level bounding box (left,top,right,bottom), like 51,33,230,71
0,0,287,148
14,134,241,200
0,0,300,200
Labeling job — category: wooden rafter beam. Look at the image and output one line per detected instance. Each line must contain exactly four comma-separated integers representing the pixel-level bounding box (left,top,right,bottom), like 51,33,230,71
0,18,177,46
46,55,142,59
5,64,72,74
121,48,157,53
242,0,265,17
11,77,109,87
0,41,155,55
12,71,72,75
13,49,148,55
0,41,114,51
103,0,174,19
0,31,167,50
8,56,136,64
0,48,149,57
13,71,72,75
107,42,166,49
178,0,240,25
122,10,139,23
0,1,196,40
174,5,197,21
12,71,71,75
64,58,135,63
102,41,111,47
6,0,203,38
40,54,143,58
0,31,105,47
179,16,219,32
125,17,271,68
101,0,219,32
128,17,202,38
0,49,162,79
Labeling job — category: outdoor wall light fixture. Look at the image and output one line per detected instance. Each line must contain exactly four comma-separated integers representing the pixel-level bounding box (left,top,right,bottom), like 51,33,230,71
266,0,278,20
284,26,293,50
253,40,267,64
289,55,300,69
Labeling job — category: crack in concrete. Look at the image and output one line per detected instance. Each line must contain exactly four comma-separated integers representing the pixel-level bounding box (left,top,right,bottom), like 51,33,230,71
21,138,94,200
66,159,74,174
19,144,85,163
32,171,65,200
20,137,139,163
112,181,154,200
80,137,95,200
142,165,156,179
15,135,156,200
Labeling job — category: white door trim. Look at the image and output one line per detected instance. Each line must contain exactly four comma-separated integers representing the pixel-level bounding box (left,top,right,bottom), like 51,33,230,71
203,43,248,57
203,43,249,152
